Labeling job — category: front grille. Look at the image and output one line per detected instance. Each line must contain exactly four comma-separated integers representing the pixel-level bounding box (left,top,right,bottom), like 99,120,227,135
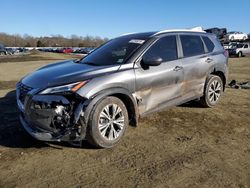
17,82,33,104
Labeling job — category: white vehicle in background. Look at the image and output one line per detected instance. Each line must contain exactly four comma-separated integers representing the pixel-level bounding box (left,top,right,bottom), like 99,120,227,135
227,31,248,41
228,43,250,57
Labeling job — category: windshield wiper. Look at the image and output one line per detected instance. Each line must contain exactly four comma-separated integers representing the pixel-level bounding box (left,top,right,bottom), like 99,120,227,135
73,59,80,63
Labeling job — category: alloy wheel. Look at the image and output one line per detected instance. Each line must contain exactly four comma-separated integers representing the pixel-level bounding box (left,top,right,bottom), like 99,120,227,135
208,80,222,104
98,104,125,141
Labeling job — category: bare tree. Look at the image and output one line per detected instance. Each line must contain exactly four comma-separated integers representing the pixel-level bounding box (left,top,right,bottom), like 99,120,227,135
0,33,108,47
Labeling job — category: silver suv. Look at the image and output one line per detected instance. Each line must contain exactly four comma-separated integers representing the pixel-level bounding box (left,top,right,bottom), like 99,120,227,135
16,29,228,148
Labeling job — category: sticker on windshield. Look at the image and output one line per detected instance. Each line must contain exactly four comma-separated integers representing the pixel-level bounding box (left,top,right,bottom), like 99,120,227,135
129,39,145,44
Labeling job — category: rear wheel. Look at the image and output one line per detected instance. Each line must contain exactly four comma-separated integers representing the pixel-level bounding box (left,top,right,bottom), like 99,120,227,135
200,75,223,108
87,96,128,148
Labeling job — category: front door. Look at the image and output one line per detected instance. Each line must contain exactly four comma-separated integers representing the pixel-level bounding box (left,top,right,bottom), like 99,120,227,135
242,44,250,55
134,35,184,115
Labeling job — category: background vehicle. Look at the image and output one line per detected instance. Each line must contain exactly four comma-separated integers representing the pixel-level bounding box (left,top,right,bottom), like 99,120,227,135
205,27,227,39
0,43,7,55
5,48,15,55
228,43,250,57
73,48,90,54
16,29,228,148
62,48,73,53
227,31,248,41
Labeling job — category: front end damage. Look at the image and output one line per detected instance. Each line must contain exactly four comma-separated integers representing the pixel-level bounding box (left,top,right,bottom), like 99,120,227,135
16,82,88,143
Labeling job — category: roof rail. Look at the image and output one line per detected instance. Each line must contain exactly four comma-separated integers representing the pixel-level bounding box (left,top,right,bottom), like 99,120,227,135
153,26,206,36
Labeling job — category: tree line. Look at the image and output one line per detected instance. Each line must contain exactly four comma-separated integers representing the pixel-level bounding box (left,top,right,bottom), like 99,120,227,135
0,33,109,47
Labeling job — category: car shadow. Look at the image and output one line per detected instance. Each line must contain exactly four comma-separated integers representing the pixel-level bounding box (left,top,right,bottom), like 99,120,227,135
0,89,94,149
178,100,205,108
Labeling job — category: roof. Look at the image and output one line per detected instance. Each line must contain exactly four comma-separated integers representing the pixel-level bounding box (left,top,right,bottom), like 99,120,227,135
118,32,156,39
119,27,206,39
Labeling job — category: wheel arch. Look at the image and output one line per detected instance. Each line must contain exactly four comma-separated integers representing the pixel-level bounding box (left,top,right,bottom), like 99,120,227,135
210,69,226,91
237,51,243,57
83,87,138,127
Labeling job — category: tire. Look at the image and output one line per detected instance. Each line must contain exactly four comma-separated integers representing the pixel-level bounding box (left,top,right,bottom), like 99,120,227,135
200,75,223,108
87,96,129,148
230,36,234,41
238,51,242,57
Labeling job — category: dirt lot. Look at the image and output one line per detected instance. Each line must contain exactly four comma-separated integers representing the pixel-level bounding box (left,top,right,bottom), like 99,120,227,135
0,52,249,188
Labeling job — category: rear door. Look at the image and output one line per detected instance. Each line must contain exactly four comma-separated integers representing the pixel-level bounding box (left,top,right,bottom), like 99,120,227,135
134,35,184,115
179,34,212,100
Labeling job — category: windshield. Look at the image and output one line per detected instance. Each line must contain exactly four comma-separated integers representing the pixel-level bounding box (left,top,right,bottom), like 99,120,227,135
80,36,147,66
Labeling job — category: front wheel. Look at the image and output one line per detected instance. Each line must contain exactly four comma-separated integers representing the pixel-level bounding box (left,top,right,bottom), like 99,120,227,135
87,96,128,148
238,51,243,57
200,75,223,108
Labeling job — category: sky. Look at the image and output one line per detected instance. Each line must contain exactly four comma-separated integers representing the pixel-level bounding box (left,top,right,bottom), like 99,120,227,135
1,0,250,38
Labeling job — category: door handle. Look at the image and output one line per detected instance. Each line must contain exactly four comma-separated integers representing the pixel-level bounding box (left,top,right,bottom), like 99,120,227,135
205,58,213,63
173,66,183,71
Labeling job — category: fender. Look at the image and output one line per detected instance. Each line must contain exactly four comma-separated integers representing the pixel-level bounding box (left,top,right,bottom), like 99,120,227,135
81,87,139,127
205,64,227,91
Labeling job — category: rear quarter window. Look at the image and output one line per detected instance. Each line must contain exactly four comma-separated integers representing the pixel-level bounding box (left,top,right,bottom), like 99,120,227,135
202,36,215,52
180,35,205,57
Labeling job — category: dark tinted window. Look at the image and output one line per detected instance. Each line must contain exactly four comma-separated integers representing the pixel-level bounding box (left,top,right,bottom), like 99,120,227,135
202,36,215,52
237,44,244,48
143,36,178,62
180,35,205,57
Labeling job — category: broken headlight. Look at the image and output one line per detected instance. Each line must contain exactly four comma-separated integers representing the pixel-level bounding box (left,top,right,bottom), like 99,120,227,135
40,81,88,94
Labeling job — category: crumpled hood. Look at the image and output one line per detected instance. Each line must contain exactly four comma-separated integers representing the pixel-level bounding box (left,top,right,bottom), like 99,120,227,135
22,59,120,89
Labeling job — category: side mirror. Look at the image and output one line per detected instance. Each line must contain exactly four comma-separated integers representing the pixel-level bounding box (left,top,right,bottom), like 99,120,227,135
142,56,163,66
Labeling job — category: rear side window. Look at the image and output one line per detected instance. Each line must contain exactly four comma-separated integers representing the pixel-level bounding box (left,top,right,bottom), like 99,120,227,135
180,35,205,57
143,35,178,62
202,36,215,52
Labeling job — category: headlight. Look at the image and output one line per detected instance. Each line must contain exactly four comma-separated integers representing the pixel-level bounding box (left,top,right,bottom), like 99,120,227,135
40,81,88,94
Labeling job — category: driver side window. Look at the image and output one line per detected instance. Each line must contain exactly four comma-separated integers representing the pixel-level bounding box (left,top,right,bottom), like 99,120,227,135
143,35,178,62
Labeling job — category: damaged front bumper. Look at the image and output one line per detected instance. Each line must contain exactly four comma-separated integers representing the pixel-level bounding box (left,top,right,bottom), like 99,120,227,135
19,114,59,141
16,83,88,142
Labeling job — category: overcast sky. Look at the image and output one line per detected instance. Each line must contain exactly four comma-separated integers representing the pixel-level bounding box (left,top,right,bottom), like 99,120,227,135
1,0,250,38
